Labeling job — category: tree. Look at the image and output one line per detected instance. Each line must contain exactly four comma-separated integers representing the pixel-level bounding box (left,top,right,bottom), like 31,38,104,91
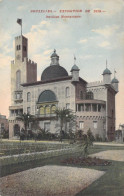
55,108,76,142
77,129,94,158
16,113,35,139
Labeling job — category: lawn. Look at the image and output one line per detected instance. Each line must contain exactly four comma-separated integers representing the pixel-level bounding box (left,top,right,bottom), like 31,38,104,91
0,141,124,195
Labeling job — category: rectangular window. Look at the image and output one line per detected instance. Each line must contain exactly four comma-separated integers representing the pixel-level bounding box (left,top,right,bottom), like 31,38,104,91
79,121,84,129
44,122,50,131
27,107,30,114
93,121,97,129
66,87,70,97
66,103,70,109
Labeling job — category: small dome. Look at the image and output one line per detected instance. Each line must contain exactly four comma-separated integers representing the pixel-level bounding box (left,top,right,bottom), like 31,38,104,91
51,49,59,58
111,77,119,83
41,65,68,81
71,64,79,72
38,90,57,103
102,68,112,75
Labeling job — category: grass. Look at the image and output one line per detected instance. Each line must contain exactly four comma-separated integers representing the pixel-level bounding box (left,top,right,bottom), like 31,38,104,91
0,141,124,196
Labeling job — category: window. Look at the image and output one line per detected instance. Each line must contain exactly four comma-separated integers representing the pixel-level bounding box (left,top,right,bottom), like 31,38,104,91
23,46,27,51
27,92,31,102
93,121,97,129
79,121,84,129
16,70,21,90
98,104,101,112
80,91,83,99
44,122,50,131
27,107,30,114
78,104,84,111
66,87,70,97
66,103,70,109
16,45,21,50
86,91,94,100
92,104,97,112
85,104,91,111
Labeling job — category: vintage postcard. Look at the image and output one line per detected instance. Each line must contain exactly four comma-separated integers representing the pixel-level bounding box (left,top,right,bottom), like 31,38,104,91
0,0,124,195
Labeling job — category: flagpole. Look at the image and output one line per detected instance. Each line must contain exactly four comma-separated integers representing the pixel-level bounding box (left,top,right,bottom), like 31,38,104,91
21,23,22,36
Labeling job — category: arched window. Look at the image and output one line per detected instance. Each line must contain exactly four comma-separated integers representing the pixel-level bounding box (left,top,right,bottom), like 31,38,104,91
51,105,56,113
66,87,70,97
86,91,94,100
16,70,21,90
27,92,31,102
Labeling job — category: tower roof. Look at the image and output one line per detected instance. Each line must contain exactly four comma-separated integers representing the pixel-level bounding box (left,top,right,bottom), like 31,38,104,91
70,64,80,72
102,68,112,75
111,77,119,83
51,49,59,58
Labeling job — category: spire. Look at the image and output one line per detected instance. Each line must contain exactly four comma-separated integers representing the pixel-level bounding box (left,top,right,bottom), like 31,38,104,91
106,59,107,68
114,69,117,78
74,55,76,65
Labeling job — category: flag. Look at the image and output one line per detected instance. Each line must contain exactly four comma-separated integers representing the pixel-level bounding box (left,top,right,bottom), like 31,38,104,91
17,19,22,25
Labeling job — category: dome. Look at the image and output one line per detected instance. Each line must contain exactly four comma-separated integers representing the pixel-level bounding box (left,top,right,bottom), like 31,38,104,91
71,64,79,72
38,90,57,103
102,68,112,75
111,77,119,83
51,49,59,58
41,65,68,81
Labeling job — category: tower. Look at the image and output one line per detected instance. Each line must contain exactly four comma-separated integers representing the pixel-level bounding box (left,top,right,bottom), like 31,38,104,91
15,35,28,62
9,34,37,138
102,60,112,84
111,71,119,92
70,56,80,81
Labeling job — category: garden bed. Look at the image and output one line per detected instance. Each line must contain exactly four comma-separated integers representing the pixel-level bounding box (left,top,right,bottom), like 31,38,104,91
61,156,112,166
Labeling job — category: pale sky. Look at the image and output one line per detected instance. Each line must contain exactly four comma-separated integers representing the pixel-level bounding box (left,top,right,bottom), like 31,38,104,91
0,0,124,128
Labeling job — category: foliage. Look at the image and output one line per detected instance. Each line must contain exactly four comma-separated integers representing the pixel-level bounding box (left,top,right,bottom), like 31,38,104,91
77,129,94,157
55,108,76,142
16,113,35,138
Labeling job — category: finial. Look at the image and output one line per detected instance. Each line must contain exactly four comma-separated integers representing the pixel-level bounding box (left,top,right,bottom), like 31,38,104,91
54,49,56,53
74,55,76,64
106,59,107,68
114,69,117,78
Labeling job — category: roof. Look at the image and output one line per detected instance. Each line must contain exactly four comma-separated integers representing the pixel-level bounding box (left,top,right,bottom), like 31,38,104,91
111,77,119,83
71,64,80,72
41,65,68,81
21,76,72,87
102,68,112,75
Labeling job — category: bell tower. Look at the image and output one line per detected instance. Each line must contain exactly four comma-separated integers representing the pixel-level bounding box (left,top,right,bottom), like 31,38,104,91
15,35,28,62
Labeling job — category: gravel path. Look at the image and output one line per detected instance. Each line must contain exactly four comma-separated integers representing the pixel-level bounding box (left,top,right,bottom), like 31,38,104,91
90,150,124,162
0,165,105,196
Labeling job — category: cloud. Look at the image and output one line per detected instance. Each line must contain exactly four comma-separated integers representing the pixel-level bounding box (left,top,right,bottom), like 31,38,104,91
92,25,119,38
78,39,88,44
98,41,110,48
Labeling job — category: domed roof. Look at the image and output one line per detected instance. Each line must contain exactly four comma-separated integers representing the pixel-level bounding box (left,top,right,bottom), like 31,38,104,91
102,68,112,75
111,77,119,83
38,90,57,103
41,65,68,81
71,64,79,72
51,49,59,58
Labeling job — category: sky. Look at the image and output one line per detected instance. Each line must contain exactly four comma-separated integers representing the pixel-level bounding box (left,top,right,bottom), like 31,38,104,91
0,0,124,128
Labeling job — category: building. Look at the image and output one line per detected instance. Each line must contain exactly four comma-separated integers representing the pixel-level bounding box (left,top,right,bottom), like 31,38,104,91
9,34,119,141
115,124,124,143
0,114,9,137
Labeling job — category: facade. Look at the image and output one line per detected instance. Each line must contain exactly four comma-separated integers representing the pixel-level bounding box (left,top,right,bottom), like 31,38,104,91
9,34,119,141
0,114,9,135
